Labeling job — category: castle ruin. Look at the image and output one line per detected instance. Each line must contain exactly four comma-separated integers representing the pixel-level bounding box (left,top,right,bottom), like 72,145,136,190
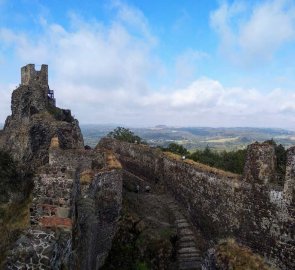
0,64,294,270
21,64,55,106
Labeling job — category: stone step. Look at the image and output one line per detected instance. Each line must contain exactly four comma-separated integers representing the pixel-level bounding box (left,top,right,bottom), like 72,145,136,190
177,222,190,229
166,201,175,204
178,256,201,262
178,250,200,256
179,228,194,236
175,219,187,223
179,242,197,249
178,252,200,258
179,261,201,270
179,235,195,242
178,247,199,254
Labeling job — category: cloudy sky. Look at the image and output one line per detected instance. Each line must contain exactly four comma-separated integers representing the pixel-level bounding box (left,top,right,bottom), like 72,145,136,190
0,0,295,128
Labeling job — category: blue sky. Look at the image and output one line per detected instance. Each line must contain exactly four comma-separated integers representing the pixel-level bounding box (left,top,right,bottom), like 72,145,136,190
0,0,295,128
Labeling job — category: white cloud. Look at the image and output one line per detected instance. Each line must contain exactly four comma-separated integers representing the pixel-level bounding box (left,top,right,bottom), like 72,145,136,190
174,49,208,86
0,83,16,123
211,0,295,66
0,1,295,129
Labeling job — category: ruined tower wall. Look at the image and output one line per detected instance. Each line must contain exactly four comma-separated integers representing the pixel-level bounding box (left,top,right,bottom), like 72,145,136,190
99,138,295,270
21,64,48,86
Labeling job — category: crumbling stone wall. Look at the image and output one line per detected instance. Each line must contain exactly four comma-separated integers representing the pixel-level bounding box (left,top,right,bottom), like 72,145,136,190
1,64,122,270
4,144,122,270
284,146,295,204
48,144,123,270
49,147,105,171
21,64,48,86
99,138,295,270
72,169,122,270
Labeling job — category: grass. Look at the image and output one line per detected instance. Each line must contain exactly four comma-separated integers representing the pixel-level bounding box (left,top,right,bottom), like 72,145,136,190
135,261,149,270
163,151,240,179
203,137,239,143
79,169,94,185
215,239,277,270
105,151,122,170
0,196,31,265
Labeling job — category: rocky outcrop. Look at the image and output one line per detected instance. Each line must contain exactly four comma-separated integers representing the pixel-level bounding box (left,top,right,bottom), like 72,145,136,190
0,64,84,169
99,138,295,270
4,142,123,270
1,65,122,270
243,142,276,184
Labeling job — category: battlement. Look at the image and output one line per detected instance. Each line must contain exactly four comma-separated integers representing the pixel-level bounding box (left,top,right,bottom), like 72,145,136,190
21,64,48,86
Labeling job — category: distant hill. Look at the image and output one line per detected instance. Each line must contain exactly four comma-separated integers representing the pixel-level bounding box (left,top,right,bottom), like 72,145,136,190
81,124,116,147
81,125,295,151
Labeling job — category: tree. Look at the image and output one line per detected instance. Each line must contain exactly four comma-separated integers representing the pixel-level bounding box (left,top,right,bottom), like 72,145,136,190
166,143,189,156
107,127,142,143
189,147,247,174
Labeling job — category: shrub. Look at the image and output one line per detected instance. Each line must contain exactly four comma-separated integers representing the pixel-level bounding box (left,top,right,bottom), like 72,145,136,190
108,127,142,144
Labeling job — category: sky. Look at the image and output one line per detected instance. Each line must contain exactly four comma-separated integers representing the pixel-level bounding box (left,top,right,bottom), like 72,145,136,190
0,0,295,128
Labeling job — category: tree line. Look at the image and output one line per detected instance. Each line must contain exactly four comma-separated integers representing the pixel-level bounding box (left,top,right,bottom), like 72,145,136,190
107,127,287,177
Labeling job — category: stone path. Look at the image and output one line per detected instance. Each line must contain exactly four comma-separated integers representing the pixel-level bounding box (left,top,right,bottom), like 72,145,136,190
162,196,202,270
4,166,73,270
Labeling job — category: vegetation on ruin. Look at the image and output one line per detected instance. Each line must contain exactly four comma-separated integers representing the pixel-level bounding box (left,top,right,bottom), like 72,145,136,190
0,150,33,266
189,146,247,174
215,239,275,270
163,143,247,174
161,143,189,156
108,127,143,144
101,192,177,270
47,105,74,123
0,151,33,203
164,140,287,176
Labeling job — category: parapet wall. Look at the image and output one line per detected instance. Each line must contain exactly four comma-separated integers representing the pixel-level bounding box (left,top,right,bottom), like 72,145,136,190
49,147,105,171
99,138,295,270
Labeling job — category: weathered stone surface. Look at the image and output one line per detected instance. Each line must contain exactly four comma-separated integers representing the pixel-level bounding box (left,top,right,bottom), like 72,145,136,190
243,142,276,184
72,169,123,270
99,137,295,270
1,64,123,270
284,146,295,203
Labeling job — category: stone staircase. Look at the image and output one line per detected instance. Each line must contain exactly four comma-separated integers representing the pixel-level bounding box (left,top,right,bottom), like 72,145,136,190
123,169,203,270
164,197,202,270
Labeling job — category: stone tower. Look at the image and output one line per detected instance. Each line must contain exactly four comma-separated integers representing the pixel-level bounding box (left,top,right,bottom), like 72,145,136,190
21,64,48,86
0,64,84,168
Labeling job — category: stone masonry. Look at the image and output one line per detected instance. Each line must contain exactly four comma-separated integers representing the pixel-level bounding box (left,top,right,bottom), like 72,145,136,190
1,65,122,270
4,139,123,270
99,138,295,270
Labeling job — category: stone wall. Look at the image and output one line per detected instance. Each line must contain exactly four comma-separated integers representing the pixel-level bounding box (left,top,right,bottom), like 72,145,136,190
49,147,105,171
99,138,295,270
72,169,123,270
21,64,48,86
4,143,123,270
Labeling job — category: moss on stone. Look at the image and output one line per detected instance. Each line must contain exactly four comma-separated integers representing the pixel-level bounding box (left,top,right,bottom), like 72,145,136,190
215,239,276,270
0,197,31,266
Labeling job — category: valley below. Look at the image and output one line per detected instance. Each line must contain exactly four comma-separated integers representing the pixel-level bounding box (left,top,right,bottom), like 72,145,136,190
81,124,295,151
